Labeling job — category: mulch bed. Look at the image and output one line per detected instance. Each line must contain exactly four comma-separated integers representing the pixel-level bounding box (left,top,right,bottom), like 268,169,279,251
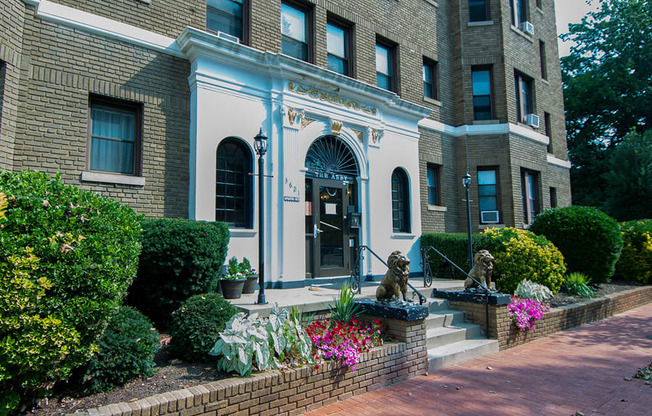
28,281,645,415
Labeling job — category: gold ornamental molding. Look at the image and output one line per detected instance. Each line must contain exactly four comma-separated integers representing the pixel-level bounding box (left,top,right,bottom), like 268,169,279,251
331,119,343,135
288,82,378,116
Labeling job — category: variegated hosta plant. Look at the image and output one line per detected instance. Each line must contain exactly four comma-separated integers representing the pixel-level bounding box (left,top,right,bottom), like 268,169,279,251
209,305,313,377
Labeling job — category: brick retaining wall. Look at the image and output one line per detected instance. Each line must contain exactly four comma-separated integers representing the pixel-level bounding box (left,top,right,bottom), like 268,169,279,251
451,286,652,350
74,316,427,416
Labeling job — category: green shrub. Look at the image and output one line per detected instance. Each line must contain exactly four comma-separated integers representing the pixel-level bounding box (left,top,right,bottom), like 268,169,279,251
482,228,566,294
0,171,142,413
529,206,623,284
83,306,159,393
328,282,361,323
127,218,230,329
562,272,595,298
169,293,239,362
420,233,490,279
209,306,313,377
614,220,652,284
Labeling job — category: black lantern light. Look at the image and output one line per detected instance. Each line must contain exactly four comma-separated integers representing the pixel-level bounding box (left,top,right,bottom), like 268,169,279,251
462,172,473,270
255,127,268,304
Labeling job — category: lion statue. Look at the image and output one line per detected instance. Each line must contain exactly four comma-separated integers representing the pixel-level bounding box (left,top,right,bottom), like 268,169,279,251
376,250,411,302
464,250,495,291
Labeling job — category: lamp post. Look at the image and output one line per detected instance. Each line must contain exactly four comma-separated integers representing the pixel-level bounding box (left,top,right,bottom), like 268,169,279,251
462,172,473,270
254,128,268,305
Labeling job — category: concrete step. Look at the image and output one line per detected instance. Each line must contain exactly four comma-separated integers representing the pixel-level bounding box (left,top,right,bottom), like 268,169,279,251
428,338,499,371
426,323,483,349
425,310,466,329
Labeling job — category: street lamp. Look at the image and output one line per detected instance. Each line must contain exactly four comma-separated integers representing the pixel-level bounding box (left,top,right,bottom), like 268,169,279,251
462,172,473,270
254,128,268,305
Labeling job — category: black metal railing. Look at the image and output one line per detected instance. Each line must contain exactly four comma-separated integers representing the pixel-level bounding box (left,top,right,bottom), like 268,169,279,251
349,245,427,305
421,246,491,339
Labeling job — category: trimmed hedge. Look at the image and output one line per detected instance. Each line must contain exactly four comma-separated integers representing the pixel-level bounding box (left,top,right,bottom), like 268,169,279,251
529,206,623,284
83,306,159,393
420,233,489,279
482,228,566,294
614,220,652,284
127,218,230,329
0,171,142,413
169,293,239,362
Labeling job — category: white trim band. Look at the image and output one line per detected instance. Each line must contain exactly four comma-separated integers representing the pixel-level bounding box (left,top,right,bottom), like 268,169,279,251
418,119,549,145
547,154,572,169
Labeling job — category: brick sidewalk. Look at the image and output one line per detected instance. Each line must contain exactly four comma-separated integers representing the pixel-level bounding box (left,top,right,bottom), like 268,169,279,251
305,303,652,416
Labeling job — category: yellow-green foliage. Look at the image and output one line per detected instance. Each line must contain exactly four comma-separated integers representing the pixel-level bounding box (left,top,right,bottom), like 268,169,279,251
614,220,652,284
483,228,566,294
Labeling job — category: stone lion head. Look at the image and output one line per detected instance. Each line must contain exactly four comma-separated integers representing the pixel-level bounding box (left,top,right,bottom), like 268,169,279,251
387,250,410,269
474,250,494,270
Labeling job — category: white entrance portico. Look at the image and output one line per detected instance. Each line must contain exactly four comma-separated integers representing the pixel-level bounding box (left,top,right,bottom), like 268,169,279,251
178,28,431,288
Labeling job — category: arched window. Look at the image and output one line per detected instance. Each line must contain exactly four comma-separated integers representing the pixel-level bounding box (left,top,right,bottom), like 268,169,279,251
216,138,253,228
391,168,410,233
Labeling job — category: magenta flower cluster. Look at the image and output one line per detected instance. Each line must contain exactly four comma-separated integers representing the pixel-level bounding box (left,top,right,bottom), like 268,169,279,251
508,296,549,331
305,319,384,371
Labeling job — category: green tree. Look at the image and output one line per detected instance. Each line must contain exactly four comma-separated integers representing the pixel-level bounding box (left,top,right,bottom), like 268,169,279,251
561,0,651,208
603,130,652,221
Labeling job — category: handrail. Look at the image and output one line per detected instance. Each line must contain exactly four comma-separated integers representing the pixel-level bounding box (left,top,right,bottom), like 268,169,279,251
349,245,427,305
421,245,491,339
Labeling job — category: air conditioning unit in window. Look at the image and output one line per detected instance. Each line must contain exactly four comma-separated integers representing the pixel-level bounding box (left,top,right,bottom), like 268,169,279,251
481,211,500,224
519,21,535,36
217,31,240,43
526,113,540,128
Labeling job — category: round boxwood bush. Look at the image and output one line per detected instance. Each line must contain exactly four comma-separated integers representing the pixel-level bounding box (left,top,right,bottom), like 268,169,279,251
83,306,159,393
0,171,141,412
529,206,623,284
613,220,652,284
482,227,566,294
169,293,239,362
127,218,230,329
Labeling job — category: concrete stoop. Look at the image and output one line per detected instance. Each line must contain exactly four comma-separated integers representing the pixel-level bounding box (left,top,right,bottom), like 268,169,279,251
426,298,499,371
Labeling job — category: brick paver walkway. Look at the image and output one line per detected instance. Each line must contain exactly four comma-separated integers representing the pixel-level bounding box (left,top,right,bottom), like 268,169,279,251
306,303,652,416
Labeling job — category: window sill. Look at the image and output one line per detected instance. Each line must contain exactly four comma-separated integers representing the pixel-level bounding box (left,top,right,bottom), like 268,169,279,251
427,205,446,212
81,171,145,186
541,79,550,86
391,233,416,240
422,0,438,8
478,223,505,230
473,119,500,125
510,26,534,43
229,229,257,238
468,20,494,27
423,97,442,107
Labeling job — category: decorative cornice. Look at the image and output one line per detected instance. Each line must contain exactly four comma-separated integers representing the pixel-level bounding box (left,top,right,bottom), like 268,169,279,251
418,119,550,145
547,154,572,169
25,0,183,57
288,82,378,116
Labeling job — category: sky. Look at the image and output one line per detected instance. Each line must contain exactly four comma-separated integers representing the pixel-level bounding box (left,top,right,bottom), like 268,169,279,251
554,0,602,56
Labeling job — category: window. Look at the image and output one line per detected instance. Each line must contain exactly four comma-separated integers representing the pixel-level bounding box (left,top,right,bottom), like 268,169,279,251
536,0,542,9
423,58,438,100
550,187,558,208
0,61,5,131
478,168,500,223
206,0,246,42
472,67,493,120
281,1,311,62
544,112,552,153
521,170,540,225
88,96,141,175
509,0,527,26
216,138,253,228
327,20,351,76
376,40,396,92
515,71,534,123
427,164,441,206
391,168,410,232
469,0,489,22
539,40,547,80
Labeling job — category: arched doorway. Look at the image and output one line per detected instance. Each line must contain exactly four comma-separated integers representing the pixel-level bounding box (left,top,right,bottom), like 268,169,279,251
304,135,360,278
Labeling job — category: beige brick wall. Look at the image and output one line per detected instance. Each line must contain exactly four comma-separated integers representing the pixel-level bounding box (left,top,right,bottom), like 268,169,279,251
73,316,428,416
452,286,652,350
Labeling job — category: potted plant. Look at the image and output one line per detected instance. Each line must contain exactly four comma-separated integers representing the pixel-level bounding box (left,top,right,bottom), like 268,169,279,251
220,257,247,299
239,257,259,294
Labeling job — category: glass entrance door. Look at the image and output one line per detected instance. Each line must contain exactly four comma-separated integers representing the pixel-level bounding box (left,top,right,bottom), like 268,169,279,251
307,178,351,277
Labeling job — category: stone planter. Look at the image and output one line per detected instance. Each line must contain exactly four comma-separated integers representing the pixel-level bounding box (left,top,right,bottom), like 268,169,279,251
220,279,245,299
242,275,258,294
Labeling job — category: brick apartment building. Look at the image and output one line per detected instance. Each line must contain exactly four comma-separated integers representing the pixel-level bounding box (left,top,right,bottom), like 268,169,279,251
0,0,570,287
